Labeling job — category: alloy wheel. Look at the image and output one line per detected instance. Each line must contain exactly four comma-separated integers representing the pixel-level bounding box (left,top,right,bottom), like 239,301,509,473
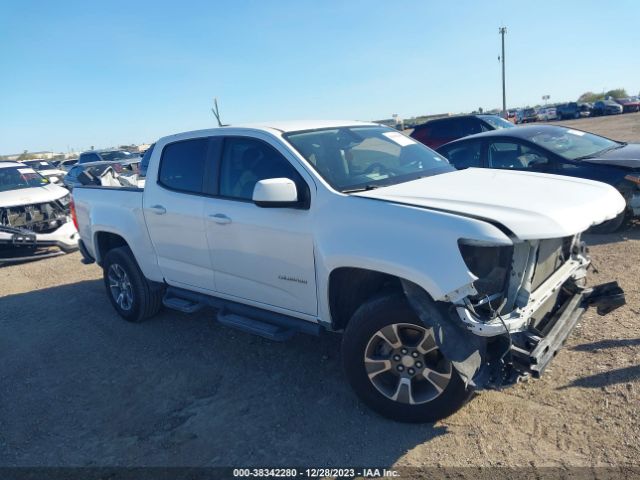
364,323,452,405
108,263,134,311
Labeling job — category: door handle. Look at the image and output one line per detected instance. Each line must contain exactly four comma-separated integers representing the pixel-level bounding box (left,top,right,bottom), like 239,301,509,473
209,213,232,225
149,204,166,215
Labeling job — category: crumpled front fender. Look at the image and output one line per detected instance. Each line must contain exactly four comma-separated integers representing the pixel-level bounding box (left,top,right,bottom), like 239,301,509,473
401,279,487,387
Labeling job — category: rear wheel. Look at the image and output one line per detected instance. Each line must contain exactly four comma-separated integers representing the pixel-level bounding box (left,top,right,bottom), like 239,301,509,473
103,246,164,322
341,294,471,423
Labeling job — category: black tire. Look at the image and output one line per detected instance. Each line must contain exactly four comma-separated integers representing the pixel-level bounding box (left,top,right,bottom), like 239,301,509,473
102,246,164,322
341,293,471,423
587,210,628,234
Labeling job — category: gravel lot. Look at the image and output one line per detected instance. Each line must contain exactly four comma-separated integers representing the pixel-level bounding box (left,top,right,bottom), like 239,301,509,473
1,114,639,472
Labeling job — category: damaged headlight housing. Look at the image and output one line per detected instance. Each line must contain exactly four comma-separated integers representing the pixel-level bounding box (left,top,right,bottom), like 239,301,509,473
458,239,514,315
57,194,71,207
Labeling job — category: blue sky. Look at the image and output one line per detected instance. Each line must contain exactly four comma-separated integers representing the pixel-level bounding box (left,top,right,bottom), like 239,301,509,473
1,0,639,154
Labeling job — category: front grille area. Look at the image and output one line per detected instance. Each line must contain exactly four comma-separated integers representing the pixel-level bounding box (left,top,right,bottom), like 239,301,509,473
0,201,70,234
530,237,573,291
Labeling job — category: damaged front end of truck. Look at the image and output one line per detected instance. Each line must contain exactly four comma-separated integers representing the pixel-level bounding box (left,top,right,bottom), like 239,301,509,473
403,234,625,390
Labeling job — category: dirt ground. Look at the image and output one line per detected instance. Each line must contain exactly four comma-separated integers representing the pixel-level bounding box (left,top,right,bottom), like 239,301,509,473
550,111,640,143
1,114,639,473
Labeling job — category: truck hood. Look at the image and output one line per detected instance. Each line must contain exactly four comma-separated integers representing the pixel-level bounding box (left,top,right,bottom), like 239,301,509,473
580,143,640,169
354,168,625,240
0,183,69,208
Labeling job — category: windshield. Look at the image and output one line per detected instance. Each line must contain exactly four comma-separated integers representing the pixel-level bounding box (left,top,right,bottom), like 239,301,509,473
23,160,56,171
0,166,49,192
101,150,134,161
529,128,621,160
480,115,515,130
284,126,454,192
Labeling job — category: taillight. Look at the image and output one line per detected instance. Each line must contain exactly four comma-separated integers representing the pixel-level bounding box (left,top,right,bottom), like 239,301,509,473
69,198,79,230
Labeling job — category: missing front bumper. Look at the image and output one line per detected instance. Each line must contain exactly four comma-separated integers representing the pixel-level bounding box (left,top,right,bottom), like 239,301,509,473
510,281,625,378
0,223,78,263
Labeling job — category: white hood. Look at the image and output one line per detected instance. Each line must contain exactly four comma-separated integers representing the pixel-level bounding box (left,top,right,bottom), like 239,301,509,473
0,183,69,208
39,168,66,177
354,168,625,239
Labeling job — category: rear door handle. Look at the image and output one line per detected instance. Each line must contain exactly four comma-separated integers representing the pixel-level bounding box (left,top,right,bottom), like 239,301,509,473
209,213,232,225
149,204,166,215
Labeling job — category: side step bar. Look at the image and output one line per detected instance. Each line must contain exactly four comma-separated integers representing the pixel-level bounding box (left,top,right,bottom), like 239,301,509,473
162,286,321,340
217,312,295,341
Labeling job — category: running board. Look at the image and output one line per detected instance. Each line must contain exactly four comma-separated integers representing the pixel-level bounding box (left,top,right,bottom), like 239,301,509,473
161,286,322,339
163,295,204,314
217,312,295,341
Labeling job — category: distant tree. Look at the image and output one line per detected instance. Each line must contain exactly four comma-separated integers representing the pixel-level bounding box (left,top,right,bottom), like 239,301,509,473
605,88,628,99
578,91,603,103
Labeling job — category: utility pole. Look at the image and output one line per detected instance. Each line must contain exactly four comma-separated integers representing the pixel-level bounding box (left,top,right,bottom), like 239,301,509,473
499,26,507,117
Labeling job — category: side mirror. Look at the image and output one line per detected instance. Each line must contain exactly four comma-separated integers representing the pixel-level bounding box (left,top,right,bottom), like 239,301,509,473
252,178,299,208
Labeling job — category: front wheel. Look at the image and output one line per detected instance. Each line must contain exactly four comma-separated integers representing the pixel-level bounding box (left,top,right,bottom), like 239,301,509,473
341,294,471,423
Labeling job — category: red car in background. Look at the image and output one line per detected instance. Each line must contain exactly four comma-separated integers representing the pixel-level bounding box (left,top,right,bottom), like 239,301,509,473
616,97,640,113
410,114,514,149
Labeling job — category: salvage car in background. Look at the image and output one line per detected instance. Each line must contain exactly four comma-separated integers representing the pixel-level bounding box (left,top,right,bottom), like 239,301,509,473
0,162,78,262
515,108,537,124
20,160,67,185
410,114,514,149
556,102,591,120
615,97,640,113
57,158,79,171
63,159,141,190
72,120,625,423
537,107,557,121
78,149,140,164
437,125,640,233
592,100,623,116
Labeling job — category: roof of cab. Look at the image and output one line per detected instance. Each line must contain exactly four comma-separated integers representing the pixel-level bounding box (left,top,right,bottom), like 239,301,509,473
161,120,381,142
231,119,378,133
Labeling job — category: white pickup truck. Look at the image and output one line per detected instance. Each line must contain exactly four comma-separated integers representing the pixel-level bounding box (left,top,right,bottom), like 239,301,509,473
72,120,626,422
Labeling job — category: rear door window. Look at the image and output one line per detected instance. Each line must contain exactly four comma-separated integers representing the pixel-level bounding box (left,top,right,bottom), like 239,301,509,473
429,120,456,139
457,118,483,136
158,138,209,194
440,141,483,169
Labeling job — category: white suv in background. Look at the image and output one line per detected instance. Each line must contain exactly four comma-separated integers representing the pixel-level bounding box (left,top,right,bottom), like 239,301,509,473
537,107,557,121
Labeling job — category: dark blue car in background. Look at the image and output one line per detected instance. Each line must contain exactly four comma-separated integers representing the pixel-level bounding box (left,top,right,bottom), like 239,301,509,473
436,125,640,233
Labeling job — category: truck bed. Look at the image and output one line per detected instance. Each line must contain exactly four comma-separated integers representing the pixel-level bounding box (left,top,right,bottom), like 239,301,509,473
72,185,158,278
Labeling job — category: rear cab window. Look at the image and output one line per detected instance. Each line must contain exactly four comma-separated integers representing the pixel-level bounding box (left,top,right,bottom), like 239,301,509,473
158,138,210,194
139,144,155,177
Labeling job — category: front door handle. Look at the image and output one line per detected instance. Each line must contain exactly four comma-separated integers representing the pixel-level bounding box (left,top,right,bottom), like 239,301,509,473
209,213,232,225
149,204,166,215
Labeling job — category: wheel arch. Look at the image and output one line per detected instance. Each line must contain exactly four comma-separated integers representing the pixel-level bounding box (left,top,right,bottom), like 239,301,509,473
328,267,409,331
94,230,129,265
